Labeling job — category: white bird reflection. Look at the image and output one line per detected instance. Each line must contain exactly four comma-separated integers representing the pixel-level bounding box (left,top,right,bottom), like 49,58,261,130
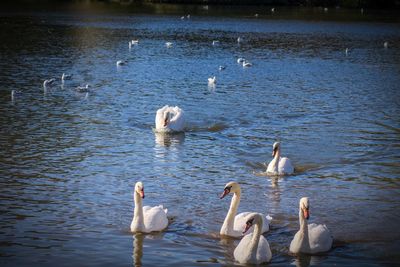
132,233,144,267
291,254,324,267
154,132,185,148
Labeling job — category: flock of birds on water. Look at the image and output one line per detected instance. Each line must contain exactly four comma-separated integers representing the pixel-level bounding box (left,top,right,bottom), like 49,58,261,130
7,10,393,264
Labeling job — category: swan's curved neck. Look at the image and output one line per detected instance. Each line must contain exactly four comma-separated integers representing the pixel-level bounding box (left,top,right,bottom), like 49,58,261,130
132,192,144,231
248,219,262,258
221,189,241,234
273,148,281,170
298,209,310,251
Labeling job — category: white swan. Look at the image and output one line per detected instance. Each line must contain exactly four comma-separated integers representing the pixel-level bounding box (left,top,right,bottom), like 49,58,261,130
43,78,55,88
76,84,90,92
237,37,242,43
212,40,219,46
237,58,245,64
208,76,216,85
116,60,126,66
155,105,185,133
130,182,168,233
242,60,252,67
290,197,333,254
220,181,270,237
233,213,272,264
266,141,294,175
61,73,72,81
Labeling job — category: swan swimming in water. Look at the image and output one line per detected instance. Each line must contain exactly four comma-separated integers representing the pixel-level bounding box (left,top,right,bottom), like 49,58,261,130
233,213,272,264
155,105,185,133
266,141,294,175
116,60,126,66
290,197,333,254
208,76,216,85
61,73,72,81
220,181,271,237
43,78,55,88
237,58,245,64
130,182,168,233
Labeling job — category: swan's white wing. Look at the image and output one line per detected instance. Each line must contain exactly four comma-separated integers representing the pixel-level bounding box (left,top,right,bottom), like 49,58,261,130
266,159,277,174
155,105,170,129
278,157,294,174
168,106,185,132
308,223,333,253
289,230,303,253
256,235,272,264
233,233,252,263
143,205,168,232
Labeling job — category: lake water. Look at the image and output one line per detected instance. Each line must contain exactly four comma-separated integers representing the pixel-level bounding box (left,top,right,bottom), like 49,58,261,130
0,3,400,266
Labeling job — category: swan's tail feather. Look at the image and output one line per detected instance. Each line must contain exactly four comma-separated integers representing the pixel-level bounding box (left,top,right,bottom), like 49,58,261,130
266,214,273,222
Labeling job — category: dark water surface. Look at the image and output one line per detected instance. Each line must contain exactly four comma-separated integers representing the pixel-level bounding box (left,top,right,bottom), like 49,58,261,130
0,3,400,267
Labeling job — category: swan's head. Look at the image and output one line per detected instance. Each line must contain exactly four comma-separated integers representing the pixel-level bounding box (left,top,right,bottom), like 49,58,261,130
243,213,262,234
135,182,145,199
300,197,309,220
272,141,280,157
220,181,240,199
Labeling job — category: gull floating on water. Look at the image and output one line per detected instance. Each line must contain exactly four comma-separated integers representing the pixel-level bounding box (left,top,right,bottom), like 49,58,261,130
61,73,72,81
116,60,126,66
43,78,56,88
219,66,226,71
208,76,216,85
166,42,173,48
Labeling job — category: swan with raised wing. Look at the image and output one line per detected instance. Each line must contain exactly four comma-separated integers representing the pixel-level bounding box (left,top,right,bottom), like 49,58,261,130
266,141,294,175
290,197,333,254
155,105,185,133
220,181,270,237
130,181,168,233
233,213,272,264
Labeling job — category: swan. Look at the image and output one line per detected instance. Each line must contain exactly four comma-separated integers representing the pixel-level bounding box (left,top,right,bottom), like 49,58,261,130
76,84,90,92
242,61,252,67
219,66,226,71
271,7,275,13
345,48,349,56
208,76,216,85
116,60,126,66
212,40,219,46
266,141,294,175
290,197,333,254
165,42,173,48
220,181,270,237
233,213,272,264
237,58,245,64
237,37,242,43
130,181,168,233
43,78,55,88
155,105,185,133
61,73,72,81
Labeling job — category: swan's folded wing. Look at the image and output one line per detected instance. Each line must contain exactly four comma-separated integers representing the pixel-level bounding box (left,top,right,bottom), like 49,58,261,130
257,236,272,263
278,157,294,174
308,223,333,253
143,205,169,232
233,234,252,263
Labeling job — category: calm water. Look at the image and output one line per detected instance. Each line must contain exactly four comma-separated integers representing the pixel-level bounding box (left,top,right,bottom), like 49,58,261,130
1,3,400,267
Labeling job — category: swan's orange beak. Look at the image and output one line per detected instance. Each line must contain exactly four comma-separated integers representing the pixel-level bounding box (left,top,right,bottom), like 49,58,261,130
139,189,145,199
303,208,309,220
220,188,230,199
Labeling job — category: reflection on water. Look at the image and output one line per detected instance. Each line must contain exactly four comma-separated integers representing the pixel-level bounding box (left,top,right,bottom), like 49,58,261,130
0,2,399,267
132,233,144,267
154,132,185,147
